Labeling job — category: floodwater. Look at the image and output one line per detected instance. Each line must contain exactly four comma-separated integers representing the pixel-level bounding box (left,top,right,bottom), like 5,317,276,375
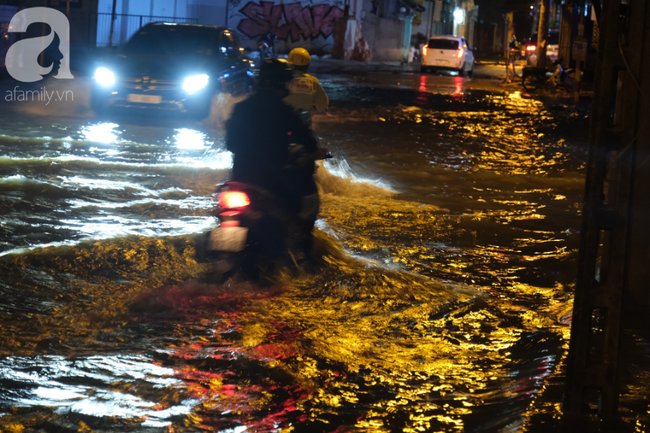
0,72,595,432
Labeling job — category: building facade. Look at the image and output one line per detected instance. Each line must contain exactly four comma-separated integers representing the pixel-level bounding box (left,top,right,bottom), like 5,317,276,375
1,0,482,67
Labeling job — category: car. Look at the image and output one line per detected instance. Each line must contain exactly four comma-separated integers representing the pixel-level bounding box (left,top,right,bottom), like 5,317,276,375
525,30,559,66
420,36,475,77
92,23,254,118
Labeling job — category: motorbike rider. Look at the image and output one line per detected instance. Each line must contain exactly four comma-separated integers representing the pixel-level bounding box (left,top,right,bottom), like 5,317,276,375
284,47,329,127
257,33,275,61
225,58,320,253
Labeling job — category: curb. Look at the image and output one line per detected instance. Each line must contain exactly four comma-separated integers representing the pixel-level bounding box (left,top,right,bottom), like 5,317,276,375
309,59,506,79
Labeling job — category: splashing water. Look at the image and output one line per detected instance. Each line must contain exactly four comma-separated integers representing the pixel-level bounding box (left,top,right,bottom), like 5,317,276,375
0,76,627,432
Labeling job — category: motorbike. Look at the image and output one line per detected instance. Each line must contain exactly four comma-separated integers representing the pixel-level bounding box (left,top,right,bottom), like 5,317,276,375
257,33,276,62
206,147,331,282
521,60,575,93
548,61,575,92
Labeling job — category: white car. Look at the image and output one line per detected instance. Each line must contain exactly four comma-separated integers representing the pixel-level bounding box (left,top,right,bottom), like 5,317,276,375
526,30,559,66
421,36,475,77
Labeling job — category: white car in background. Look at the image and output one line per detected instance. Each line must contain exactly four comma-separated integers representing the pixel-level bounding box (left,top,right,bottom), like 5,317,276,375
421,36,475,77
526,30,560,66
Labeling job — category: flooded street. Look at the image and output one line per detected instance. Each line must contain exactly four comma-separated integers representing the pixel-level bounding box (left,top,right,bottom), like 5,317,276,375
0,72,591,432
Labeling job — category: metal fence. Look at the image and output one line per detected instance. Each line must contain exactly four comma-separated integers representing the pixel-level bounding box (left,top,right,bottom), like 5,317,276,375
1,9,197,68
95,13,199,47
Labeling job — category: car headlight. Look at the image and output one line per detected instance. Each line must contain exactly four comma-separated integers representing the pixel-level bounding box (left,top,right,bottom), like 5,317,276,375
183,74,209,94
94,67,115,87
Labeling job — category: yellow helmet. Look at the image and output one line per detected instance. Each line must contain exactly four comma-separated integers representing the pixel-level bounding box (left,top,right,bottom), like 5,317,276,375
288,48,311,66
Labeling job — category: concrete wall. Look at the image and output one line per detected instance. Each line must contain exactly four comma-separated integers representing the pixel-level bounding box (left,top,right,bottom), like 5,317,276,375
0,5,19,68
412,0,434,38
10,0,98,48
361,12,403,61
227,0,345,53
0,6,18,25
96,0,223,46
189,0,226,26
96,0,346,52
412,0,454,38
97,0,197,17
90,0,405,60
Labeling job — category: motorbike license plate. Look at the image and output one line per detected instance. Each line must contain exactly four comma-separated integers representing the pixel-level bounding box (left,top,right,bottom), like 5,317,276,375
208,227,248,252
127,94,161,104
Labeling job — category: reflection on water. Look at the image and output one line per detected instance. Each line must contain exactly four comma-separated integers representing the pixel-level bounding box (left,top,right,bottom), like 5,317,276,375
0,228,570,431
1,355,191,428
173,128,211,150
82,122,121,144
0,119,232,255
453,76,463,96
0,82,607,431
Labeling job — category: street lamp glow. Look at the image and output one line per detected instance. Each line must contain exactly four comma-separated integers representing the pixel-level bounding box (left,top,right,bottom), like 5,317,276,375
453,8,465,25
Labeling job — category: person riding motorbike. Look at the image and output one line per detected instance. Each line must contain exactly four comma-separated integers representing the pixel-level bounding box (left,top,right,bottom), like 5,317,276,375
225,58,321,256
284,47,329,127
257,33,275,61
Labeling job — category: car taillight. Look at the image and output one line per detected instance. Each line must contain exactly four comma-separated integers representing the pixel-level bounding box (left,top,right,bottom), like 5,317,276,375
457,47,464,58
526,45,536,51
422,45,428,56
218,191,250,209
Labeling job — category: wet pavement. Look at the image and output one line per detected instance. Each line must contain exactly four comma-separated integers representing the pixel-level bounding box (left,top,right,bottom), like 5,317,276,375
0,71,606,432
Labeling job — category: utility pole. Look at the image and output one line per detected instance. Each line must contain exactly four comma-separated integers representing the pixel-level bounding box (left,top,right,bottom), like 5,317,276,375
535,0,549,69
572,0,587,105
558,3,572,65
503,12,513,81
108,0,117,47
531,1,539,38
399,11,415,64
563,0,650,431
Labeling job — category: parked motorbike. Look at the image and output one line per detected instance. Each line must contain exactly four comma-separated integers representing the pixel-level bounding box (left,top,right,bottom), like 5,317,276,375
207,147,331,282
521,60,575,93
548,60,575,93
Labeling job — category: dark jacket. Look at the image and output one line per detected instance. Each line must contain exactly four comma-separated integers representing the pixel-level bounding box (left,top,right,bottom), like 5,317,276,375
226,89,318,209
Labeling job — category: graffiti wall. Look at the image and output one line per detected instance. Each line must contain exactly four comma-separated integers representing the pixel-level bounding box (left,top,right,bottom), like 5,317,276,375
228,0,345,53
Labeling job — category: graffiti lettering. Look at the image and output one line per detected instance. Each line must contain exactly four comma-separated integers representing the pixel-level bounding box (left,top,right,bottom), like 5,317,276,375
237,1,345,42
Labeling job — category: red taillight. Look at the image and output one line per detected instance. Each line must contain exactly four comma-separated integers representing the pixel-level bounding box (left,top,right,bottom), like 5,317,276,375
218,191,250,209
526,45,536,51
422,45,428,56
457,47,464,58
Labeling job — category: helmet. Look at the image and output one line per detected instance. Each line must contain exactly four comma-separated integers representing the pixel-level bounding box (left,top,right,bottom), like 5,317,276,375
288,48,311,66
258,58,293,90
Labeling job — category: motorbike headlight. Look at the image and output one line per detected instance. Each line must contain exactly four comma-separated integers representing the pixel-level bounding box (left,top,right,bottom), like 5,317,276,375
94,67,115,87
183,74,209,94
